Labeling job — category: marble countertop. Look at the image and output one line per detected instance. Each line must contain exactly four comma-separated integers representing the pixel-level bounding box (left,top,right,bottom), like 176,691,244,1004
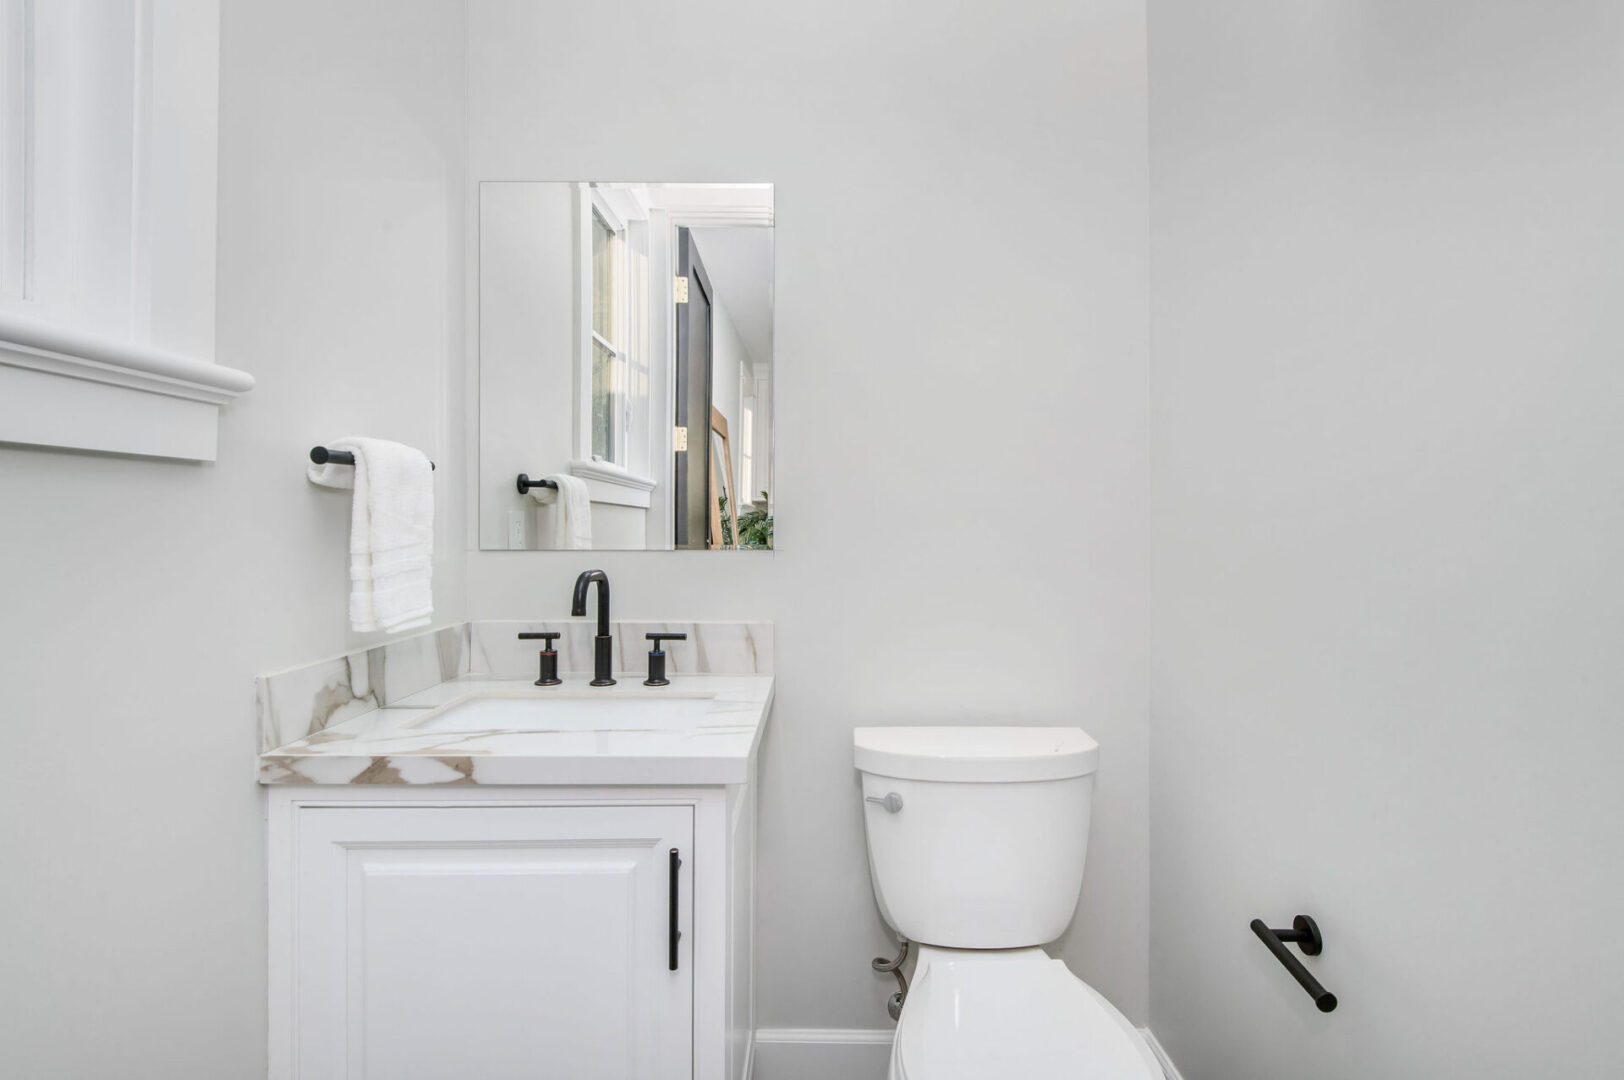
258,673,774,787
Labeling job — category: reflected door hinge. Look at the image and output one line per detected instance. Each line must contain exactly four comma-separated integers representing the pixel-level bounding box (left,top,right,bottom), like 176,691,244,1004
674,276,689,303
673,426,688,452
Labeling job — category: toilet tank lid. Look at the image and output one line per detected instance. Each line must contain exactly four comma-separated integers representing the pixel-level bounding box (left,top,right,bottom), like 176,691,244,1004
853,726,1099,783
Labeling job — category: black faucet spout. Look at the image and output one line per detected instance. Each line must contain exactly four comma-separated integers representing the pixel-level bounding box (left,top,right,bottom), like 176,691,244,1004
571,570,615,685
571,569,611,635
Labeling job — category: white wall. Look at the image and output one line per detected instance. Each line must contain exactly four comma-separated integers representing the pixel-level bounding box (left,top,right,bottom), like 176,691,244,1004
465,0,1151,1032
1149,3,1624,1077
0,2,466,1074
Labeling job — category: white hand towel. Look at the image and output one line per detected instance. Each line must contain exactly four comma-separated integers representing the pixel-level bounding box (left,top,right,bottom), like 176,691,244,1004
307,437,435,633
528,474,592,550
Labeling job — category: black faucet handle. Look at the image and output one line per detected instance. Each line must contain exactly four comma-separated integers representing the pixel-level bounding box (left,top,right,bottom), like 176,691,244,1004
643,633,686,687
519,632,563,686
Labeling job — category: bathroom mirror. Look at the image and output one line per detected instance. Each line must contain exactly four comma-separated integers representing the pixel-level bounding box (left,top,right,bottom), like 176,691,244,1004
478,182,774,550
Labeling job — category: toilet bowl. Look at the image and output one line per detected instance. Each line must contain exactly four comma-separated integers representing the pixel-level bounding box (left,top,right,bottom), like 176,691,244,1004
855,726,1163,1080
892,947,1162,1080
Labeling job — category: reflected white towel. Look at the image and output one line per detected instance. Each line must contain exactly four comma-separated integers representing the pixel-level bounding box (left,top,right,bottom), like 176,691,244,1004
307,437,434,632
537,474,591,550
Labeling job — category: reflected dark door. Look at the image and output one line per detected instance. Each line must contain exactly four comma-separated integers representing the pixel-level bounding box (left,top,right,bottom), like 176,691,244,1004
674,228,714,549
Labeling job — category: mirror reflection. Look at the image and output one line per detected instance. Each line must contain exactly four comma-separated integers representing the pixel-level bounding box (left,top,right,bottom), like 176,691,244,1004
479,182,774,550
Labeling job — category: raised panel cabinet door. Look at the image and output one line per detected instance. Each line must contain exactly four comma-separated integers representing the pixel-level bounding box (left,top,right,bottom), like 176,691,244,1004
292,805,694,1080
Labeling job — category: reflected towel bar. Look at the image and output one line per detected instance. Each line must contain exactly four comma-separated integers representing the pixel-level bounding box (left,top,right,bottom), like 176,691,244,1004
310,446,435,471
1251,915,1337,1013
515,473,559,494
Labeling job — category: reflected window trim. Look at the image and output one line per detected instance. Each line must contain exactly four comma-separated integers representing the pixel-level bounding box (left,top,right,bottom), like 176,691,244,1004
588,190,630,467
739,393,754,500
575,185,658,492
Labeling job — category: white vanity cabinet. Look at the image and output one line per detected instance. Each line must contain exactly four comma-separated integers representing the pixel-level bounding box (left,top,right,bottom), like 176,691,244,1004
268,786,755,1080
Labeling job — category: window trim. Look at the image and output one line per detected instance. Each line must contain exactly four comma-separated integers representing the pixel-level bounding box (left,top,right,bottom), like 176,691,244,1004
0,0,34,305
0,309,253,460
0,0,250,462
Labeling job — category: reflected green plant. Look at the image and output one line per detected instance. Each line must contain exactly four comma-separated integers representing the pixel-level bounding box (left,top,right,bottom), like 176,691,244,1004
720,491,773,550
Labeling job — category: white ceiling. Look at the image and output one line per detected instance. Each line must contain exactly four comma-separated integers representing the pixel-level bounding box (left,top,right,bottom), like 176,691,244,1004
689,227,774,372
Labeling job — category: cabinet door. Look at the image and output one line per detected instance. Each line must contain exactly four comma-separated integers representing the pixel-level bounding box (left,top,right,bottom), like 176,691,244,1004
292,805,693,1080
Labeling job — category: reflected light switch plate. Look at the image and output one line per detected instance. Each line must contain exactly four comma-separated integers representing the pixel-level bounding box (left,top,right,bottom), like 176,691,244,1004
507,509,526,549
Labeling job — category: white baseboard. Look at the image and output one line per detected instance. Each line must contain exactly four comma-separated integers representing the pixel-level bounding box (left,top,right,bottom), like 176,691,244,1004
749,1025,1181,1080
1141,1028,1186,1080
750,1028,894,1080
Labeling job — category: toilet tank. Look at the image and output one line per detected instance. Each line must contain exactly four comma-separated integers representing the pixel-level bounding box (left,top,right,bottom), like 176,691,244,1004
854,726,1099,949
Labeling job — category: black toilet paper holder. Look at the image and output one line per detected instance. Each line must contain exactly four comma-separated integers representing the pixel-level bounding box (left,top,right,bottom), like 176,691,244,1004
1250,915,1337,1013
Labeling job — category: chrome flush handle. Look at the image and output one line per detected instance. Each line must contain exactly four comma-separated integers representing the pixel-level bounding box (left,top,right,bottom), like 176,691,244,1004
866,792,904,813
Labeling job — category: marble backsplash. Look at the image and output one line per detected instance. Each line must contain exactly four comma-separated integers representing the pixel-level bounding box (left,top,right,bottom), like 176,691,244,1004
257,620,773,753
256,624,470,753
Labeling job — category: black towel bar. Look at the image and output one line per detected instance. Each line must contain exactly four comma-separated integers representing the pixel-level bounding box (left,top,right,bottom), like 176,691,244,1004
1251,916,1337,1013
516,473,560,494
310,446,434,471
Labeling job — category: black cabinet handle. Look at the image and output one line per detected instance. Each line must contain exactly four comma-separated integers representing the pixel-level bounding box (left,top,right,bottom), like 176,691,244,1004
668,848,682,971
1251,915,1337,1012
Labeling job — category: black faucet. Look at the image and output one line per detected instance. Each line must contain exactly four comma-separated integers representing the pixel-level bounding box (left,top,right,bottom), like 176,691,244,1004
571,569,615,686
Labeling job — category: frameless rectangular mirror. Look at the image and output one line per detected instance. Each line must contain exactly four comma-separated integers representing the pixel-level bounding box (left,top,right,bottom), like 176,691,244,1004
478,182,774,550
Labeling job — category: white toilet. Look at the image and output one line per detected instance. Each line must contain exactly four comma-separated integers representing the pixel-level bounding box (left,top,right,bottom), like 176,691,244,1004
855,726,1164,1080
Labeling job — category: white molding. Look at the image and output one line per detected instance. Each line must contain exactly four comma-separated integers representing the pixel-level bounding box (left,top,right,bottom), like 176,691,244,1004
595,184,648,226
647,183,773,230
572,182,592,464
623,184,654,220
644,207,675,549
0,311,251,398
749,1027,1179,1080
590,185,629,233
1141,1028,1185,1080
750,1029,893,1080
665,205,774,228
571,457,656,508
754,1029,896,1045
0,310,253,460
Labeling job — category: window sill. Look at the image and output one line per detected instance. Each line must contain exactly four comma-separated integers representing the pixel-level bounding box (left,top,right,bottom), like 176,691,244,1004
0,311,255,461
570,458,657,508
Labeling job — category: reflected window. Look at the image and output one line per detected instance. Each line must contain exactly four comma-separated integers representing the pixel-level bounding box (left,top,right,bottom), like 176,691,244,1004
590,201,628,465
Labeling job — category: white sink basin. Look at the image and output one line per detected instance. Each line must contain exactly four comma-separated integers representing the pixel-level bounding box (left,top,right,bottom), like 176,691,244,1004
411,693,719,734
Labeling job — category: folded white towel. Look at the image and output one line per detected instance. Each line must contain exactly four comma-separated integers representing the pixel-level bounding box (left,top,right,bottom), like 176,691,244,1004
527,474,592,550
307,437,435,633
